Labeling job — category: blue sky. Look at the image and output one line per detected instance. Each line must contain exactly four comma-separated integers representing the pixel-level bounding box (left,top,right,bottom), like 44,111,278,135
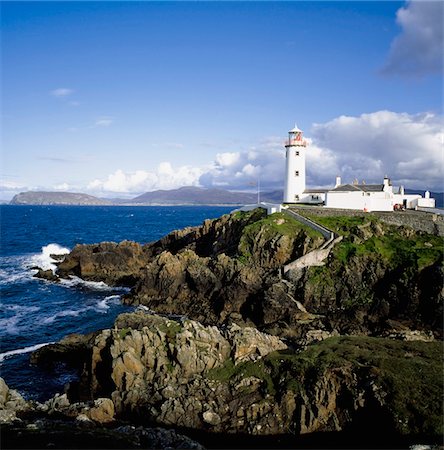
1,1,443,199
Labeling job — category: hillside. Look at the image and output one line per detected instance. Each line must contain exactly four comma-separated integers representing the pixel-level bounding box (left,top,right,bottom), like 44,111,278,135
10,192,112,206
28,208,443,446
130,186,281,205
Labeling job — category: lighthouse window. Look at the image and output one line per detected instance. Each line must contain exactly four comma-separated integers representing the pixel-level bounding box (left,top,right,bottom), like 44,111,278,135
295,171,299,177
295,151,299,156
295,195,300,201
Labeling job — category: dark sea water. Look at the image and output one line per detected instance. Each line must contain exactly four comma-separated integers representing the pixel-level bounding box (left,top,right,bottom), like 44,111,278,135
0,205,233,401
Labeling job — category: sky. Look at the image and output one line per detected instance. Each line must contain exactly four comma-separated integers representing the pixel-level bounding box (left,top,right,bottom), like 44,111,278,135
1,0,443,200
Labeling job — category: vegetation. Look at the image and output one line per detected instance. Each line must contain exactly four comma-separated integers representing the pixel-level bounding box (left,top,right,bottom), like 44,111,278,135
157,320,183,340
118,328,131,339
206,337,443,437
236,211,323,262
302,214,442,270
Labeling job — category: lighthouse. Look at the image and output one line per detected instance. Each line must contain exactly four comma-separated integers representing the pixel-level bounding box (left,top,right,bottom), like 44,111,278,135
283,124,307,203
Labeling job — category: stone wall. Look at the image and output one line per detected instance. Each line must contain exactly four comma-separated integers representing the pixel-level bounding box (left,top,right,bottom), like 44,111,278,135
290,206,444,236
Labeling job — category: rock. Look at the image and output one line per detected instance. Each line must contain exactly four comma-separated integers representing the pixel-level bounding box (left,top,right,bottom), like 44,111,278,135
226,323,287,363
1,419,205,449
33,268,59,282
202,410,221,426
0,378,30,423
87,398,115,423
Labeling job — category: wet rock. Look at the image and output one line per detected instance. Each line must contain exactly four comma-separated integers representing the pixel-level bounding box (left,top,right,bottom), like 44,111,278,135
33,268,59,282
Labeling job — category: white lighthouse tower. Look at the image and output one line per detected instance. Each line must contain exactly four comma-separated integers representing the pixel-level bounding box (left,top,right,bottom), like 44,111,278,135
283,124,307,203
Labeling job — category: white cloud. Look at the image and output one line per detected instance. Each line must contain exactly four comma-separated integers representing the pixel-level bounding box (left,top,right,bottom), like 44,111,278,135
84,110,443,197
309,111,443,190
53,183,71,191
87,163,203,194
94,117,114,127
50,88,74,98
382,0,443,77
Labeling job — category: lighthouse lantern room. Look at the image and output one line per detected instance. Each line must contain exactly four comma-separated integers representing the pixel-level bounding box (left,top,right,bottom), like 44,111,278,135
283,124,307,203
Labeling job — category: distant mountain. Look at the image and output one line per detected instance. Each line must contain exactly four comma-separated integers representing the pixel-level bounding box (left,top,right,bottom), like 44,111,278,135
405,189,443,208
131,186,259,205
10,192,112,206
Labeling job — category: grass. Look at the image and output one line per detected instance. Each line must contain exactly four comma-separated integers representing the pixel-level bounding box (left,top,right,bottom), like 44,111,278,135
118,328,131,339
157,320,183,340
206,358,276,395
298,214,443,269
237,211,323,262
206,336,443,437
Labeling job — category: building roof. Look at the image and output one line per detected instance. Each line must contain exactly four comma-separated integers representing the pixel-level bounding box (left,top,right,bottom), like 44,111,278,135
289,124,302,133
329,184,384,193
303,189,328,194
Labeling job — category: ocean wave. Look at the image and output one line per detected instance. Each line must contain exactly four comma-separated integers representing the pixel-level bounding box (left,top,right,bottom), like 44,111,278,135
0,342,54,363
0,257,33,286
28,243,70,273
59,276,129,292
0,304,41,334
40,295,122,325
96,295,121,310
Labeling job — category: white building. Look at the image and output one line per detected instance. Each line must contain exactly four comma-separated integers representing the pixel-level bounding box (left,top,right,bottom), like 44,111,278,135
283,125,327,205
282,124,435,212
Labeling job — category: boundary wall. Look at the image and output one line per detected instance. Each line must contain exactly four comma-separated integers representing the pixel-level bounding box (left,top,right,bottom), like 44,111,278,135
289,206,444,237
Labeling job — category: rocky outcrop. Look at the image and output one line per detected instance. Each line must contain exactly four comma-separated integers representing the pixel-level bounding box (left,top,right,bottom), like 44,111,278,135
30,313,443,442
56,241,149,286
0,378,31,424
32,209,443,340
2,420,205,449
0,378,204,449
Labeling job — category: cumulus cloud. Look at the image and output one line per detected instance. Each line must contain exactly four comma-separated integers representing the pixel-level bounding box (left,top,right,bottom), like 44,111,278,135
382,0,443,77
84,110,442,197
199,141,285,191
309,111,443,190
50,88,74,98
87,163,203,195
94,117,114,127
53,183,71,191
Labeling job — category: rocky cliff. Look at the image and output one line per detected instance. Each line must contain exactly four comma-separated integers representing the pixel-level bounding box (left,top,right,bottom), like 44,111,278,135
26,208,444,447
46,209,443,340
30,312,443,444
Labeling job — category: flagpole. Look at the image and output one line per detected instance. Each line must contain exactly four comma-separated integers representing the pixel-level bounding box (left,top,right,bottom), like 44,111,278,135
257,176,260,204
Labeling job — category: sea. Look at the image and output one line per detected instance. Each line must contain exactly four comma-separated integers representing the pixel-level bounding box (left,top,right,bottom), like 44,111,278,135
0,205,234,401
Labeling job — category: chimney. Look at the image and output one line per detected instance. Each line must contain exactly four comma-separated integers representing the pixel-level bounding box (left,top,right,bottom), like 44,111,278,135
399,185,405,195
335,176,341,187
425,190,430,199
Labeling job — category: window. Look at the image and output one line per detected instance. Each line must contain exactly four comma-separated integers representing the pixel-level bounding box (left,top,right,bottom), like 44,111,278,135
295,195,300,201
295,151,299,156
295,171,299,177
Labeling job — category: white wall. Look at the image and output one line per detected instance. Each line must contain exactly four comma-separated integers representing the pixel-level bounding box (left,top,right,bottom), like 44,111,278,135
325,191,367,210
326,191,394,211
417,197,436,208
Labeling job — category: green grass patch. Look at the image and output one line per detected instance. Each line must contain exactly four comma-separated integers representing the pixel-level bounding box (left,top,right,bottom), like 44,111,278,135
269,337,442,436
118,328,131,339
157,320,183,340
237,212,323,262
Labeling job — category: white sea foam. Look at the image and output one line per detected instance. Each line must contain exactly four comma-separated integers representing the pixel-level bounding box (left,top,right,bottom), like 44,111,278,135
41,307,92,325
0,342,54,363
29,243,70,273
0,304,40,334
40,295,122,325
0,257,33,285
96,295,121,310
59,276,129,292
